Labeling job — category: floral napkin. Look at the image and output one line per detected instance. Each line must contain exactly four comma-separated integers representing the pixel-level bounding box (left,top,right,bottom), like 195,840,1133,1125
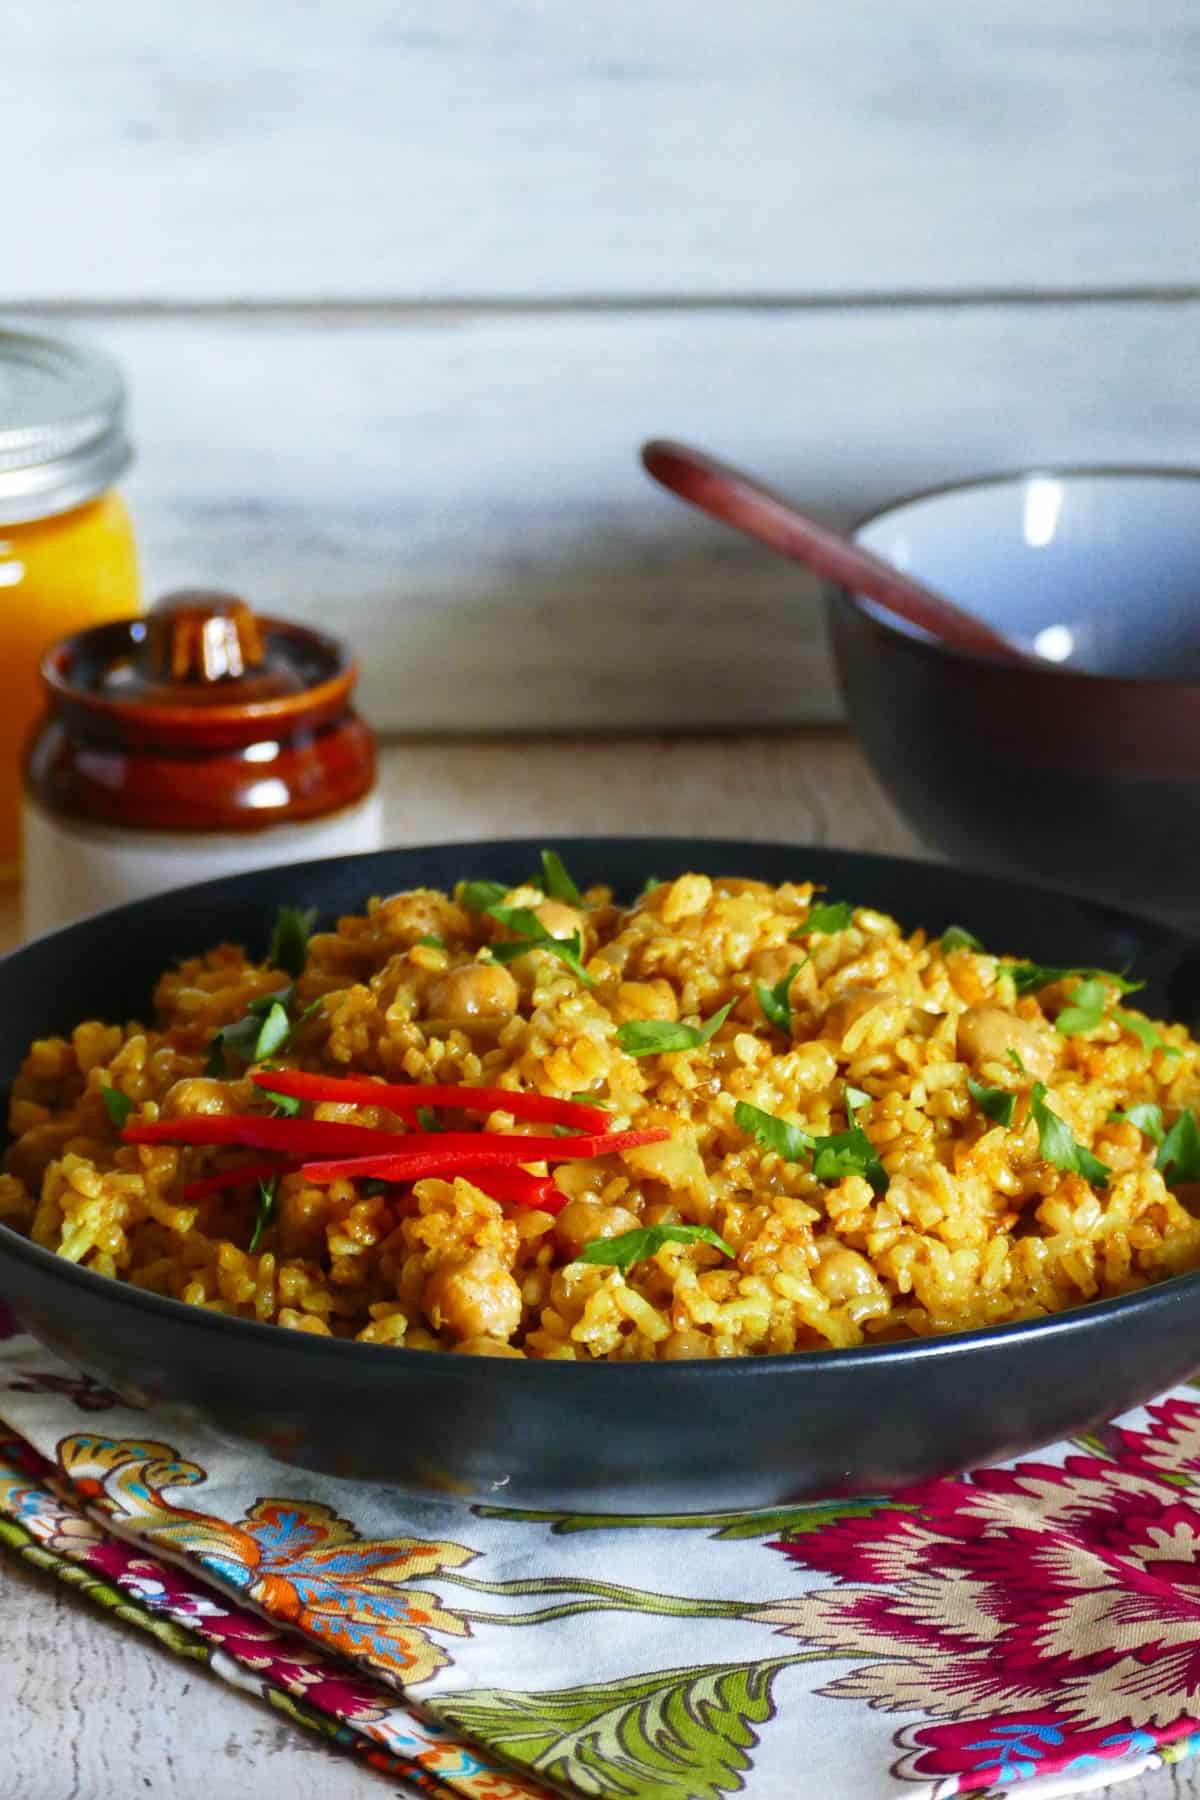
3,1300,1200,1800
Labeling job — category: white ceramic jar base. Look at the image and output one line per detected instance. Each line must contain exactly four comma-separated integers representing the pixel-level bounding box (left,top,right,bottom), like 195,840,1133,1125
22,791,385,939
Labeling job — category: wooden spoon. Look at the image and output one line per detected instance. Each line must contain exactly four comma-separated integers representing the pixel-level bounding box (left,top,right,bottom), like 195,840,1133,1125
641,438,1028,662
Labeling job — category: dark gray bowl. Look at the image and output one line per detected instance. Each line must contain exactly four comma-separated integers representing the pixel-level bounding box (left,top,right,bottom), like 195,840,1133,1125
828,468,1200,921
3,836,1200,1511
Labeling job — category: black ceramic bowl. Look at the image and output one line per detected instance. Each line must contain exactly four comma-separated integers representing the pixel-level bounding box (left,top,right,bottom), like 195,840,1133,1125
3,837,1200,1512
828,469,1200,922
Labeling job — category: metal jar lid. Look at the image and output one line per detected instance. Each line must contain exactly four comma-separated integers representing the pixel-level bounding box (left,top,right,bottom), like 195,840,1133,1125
0,327,133,525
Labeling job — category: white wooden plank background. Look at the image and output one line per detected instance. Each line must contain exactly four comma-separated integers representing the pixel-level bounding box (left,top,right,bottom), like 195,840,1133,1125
36,300,1198,730
7,0,1200,302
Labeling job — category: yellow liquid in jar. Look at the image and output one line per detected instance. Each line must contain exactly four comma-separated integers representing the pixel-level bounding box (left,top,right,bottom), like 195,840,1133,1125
0,491,140,875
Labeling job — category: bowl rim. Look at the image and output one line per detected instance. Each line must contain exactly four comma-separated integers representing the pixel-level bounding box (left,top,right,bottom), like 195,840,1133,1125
7,1204,1200,1380
842,461,1200,688
2,821,1198,1383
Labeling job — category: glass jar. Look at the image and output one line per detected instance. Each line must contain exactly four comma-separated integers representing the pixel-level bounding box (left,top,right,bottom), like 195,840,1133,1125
0,328,139,875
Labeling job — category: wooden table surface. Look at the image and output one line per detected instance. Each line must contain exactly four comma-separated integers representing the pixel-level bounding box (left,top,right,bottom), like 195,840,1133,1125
0,733,1190,1800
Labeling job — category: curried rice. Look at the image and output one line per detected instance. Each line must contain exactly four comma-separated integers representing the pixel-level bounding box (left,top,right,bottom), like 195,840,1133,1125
5,866,1200,1361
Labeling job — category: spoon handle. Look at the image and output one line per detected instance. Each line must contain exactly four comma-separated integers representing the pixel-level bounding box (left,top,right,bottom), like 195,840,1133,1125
641,438,1024,662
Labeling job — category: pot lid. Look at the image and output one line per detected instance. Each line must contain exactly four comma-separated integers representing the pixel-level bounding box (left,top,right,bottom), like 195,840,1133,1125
96,591,308,706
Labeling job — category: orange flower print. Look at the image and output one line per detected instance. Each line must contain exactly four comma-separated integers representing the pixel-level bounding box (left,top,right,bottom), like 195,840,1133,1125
56,1434,475,1686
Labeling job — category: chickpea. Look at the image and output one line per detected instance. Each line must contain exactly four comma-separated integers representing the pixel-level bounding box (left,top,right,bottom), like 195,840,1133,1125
425,961,519,1027
813,1247,878,1303
452,1336,526,1358
614,979,678,1025
660,1328,712,1360
160,1077,235,1118
822,987,897,1042
554,1199,641,1260
956,1005,1055,1079
422,1251,523,1342
534,900,585,940
749,948,801,988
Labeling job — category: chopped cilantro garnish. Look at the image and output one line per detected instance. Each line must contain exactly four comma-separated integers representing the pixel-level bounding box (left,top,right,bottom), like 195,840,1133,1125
735,1088,887,1194
247,1176,278,1254
460,879,510,913
573,1223,734,1273
636,875,663,900
416,1106,442,1133
534,850,583,906
259,1077,302,1118
267,906,318,979
1030,1082,1110,1187
792,900,853,939
1009,961,1143,998
100,1086,134,1129
756,961,805,1034
488,904,594,986
571,1090,608,1109
967,1077,1017,1127
616,1000,734,1057
1158,1108,1200,1184
416,933,445,949
1106,1102,1165,1144
1054,978,1110,1036
1112,1009,1181,1058
733,1100,814,1163
942,925,983,953
204,983,320,1077
1007,1048,1027,1074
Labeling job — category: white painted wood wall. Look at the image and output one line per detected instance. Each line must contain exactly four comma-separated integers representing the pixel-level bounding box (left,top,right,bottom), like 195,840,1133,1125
5,1,1199,728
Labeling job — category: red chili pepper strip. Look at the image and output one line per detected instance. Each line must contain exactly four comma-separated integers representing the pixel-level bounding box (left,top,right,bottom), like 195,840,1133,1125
123,1115,412,1157
457,1166,567,1213
248,1070,610,1132
182,1160,298,1202
299,1126,670,1185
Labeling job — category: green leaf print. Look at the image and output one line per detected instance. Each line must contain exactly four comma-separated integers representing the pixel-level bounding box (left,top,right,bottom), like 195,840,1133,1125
431,1657,794,1800
475,1496,907,1541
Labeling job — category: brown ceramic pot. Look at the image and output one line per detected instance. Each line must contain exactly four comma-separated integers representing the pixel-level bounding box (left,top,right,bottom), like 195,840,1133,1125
23,591,382,934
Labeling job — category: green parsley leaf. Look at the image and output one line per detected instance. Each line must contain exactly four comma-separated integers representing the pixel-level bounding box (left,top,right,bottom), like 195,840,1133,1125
734,1088,887,1193
1106,1102,1165,1144
1158,1108,1200,1184
460,879,510,913
1030,1082,1110,1187
792,900,853,939
941,925,983,953
487,905,595,987
535,850,583,906
253,1002,291,1061
733,1100,814,1163
1054,978,1110,1036
204,985,308,1077
247,1176,278,1255
636,875,663,900
100,1086,134,1129
1009,962,1143,998
358,1178,393,1197
967,1077,1017,1127
416,1106,442,1133
573,1223,734,1273
616,1000,734,1057
756,961,804,1033
416,933,444,949
1007,1048,1027,1074
261,1085,302,1118
267,906,318,979
570,1090,609,1109
1112,1009,1182,1058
